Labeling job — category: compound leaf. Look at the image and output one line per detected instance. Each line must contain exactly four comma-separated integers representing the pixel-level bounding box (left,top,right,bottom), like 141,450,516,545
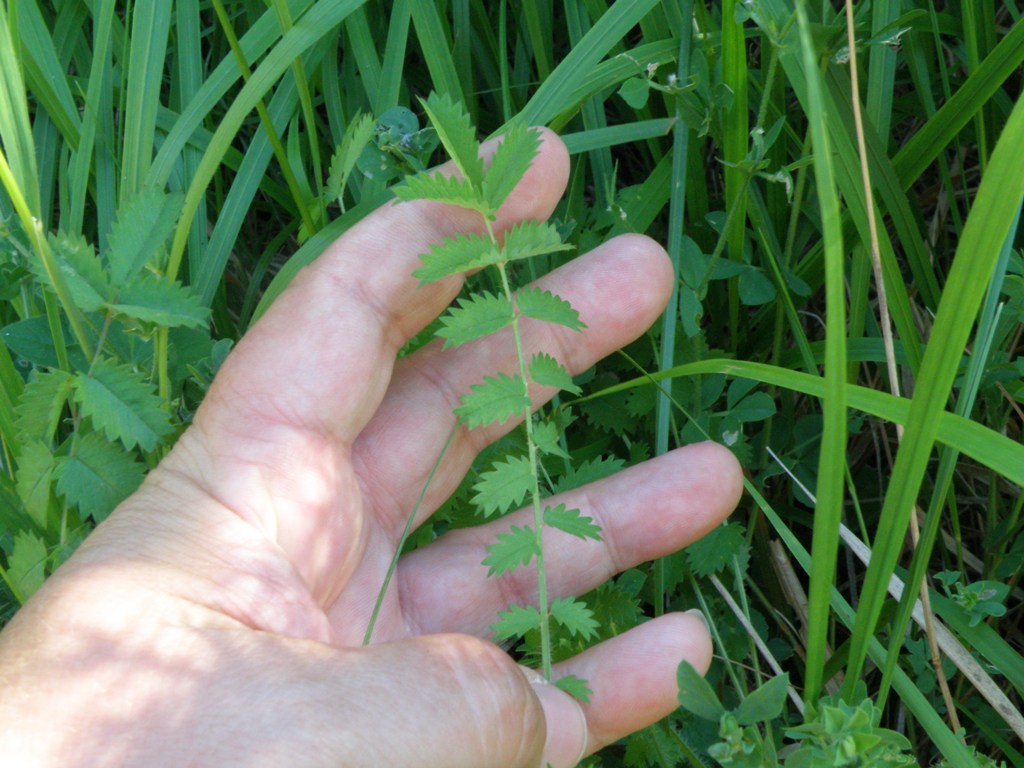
677,659,726,722
492,603,541,641
412,231,494,283
109,273,210,329
516,287,585,331
54,431,145,521
529,353,581,395
454,372,529,429
420,92,484,188
483,524,540,576
554,674,593,704
107,187,183,283
394,170,486,213
436,291,514,348
550,596,599,640
471,454,533,516
544,504,602,541
483,121,542,212
735,673,790,726
500,220,573,264
72,358,173,452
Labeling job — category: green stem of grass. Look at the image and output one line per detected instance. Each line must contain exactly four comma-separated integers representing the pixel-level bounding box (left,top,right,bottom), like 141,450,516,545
209,0,317,236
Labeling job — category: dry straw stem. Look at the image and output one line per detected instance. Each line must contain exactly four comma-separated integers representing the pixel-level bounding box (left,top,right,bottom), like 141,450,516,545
843,0,959,733
769,447,1024,744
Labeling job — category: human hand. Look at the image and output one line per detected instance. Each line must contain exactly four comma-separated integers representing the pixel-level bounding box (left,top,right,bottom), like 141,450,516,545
0,130,742,767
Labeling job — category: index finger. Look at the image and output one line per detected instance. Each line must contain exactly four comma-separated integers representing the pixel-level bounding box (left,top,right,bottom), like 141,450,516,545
199,129,570,446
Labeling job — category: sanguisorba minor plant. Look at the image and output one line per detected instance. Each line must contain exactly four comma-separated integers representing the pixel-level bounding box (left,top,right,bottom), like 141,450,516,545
380,92,602,700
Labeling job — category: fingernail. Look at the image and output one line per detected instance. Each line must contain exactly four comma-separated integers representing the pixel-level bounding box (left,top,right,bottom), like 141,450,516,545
525,672,589,768
685,607,709,632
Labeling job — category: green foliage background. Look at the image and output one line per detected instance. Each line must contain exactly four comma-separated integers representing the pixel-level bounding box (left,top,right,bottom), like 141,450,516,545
1,0,1023,765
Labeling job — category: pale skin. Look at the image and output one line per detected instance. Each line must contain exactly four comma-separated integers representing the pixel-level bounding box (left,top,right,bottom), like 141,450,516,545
0,130,742,767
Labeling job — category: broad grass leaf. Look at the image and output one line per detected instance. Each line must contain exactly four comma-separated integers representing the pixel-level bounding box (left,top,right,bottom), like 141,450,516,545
471,454,533,516
482,524,539,575
544,504,602,541
14,369,73,444
107,187,183,283
515,287,585,331
500,220,573,263
677,659,726,722
436,291,514,348
412,231,494,283
454,372,528,428
393,171,485,212
550,596,598,640
72,358,173,452
734,673,790,725
492,603,541,641
420,92,484,188
483,121,542,213
529,352,581,395
108,274,210,329
54,431,145,521
15,440,55,529
39,232,110,312
554,674,593,704
686,522,749,578
7,531,47,601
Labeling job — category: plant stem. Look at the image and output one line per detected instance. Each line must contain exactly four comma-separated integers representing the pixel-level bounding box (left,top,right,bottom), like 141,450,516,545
494,256,552,681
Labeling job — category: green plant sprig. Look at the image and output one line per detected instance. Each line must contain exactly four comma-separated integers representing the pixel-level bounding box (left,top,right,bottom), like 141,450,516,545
393,93,602,694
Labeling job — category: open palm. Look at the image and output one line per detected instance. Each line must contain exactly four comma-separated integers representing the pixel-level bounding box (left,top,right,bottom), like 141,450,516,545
0,131,742,767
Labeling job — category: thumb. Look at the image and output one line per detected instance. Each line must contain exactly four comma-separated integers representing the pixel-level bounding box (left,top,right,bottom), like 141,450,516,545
248,632,587,768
